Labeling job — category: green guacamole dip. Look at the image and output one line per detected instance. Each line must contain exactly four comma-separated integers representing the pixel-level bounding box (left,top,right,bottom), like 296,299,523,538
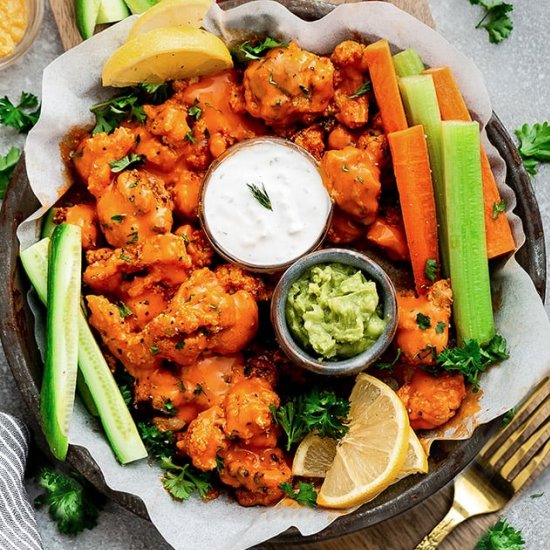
285,263,387,360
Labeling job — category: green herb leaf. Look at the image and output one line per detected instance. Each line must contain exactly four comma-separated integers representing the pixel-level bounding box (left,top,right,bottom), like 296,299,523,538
90,93,146,135
502,407,516,426
119,253,133,263
34,468,102,535
416,313,431,330
299,85,311,97
126,231,139,244
119,384,132,407
137,422,175,460
116,301,133,319
373,348,402,371
348,80,372,99
163,399,176,415
492,199,506,219
474,518,524,550
280,481,318,508
111,214,126,223
188,101,202,121
425,258,438,282
471,1,513,44
0,147,21,198
231,36,288,64
159,456,214,500
530,492,544,499
435,321,446,334
247,182,273,211
184,129,196,143
0,92,41,133
193,383,206,396
109,153,144,173
515,122,550,176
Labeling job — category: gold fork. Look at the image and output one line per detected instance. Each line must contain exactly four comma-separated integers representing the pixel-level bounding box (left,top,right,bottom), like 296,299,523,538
416,377,550,549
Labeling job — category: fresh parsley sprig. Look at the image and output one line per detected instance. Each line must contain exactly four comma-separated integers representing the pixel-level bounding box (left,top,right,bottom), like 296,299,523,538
280,481,318,508
231,36,288,64
0,92,41,133
109,153,145,173
271,388,350,450
159,456,214,501
34,468,103,535
515,122,550,176
137,422,176,460
474,518,525,550
468,1,513,44
0,147,21,198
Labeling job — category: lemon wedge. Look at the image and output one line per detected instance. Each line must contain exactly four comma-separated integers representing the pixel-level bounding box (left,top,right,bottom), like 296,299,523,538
317,374,410,509
102,26,233,87
292,433,337,478
128,0,213,40
393,428,429,483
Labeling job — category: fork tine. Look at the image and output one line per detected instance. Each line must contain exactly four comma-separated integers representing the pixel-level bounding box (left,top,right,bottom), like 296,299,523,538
511,437,550,492
479,378,550,463
483,394,550,471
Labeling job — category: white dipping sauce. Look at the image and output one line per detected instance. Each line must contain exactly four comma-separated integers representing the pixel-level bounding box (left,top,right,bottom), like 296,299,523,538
202,139,332,269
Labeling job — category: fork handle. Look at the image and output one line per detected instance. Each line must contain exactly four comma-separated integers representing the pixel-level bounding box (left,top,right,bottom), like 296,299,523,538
415,505,468,549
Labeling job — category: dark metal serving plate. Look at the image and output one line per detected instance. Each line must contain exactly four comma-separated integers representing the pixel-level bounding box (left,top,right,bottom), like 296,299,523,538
0,0,545,544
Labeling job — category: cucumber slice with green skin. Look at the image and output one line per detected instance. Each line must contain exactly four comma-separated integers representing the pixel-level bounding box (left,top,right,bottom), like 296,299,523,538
97,0,131,24
77,371,100,417
20,235,147,464
40,207,57,239
43,224,82,460
75,0,102,40
124,0,158,15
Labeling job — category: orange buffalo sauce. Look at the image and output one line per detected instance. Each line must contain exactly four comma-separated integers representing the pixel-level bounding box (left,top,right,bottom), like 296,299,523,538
0,0,27,58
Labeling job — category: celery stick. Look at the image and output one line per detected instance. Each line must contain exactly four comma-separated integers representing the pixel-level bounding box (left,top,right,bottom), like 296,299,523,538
393,48,425,78
399,74,449,276
442,121,495,345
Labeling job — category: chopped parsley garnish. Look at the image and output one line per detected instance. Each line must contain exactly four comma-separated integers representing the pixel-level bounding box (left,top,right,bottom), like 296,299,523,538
163,399,176,415
111,214,126,223
119,253,132,263
515,121,550,176
0,92,41,133
119,384,132,407
435,321,446,334
0,147,21,199
231,36,288,64
126,231,139,244
469,1,513,44
373,348,402,371
34,468,102,535
424,258,438,282
137,422,175,460
194,383,206,396
502,407,516,426
247,182,273,211
530,492,544,499
432,334,509,391
299,85,311,97
109,153,144,173
474,518,524,550
492,199,507,219
416,313,431,330
116,301,133,319
188,100,202,121
271,388,350,450
348,80,372,99
150,345,159,355
175,341,186,350
184,130,196,143
159,456,214,501
280,481,317,508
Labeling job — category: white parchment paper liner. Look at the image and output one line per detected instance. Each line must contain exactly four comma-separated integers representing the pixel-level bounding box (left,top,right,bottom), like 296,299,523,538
18,2,550,549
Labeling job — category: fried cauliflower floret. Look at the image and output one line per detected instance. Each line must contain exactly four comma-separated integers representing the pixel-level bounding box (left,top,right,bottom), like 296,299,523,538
84,233,191,296
366,207,409,261
397,369,466,430
320,146,382,225
326,207,365,244
54,204,99,250
133,125,180,173
219,446,291,506
357,130,389,169
291,124,325,160
396,279,453,364
175,224,214,268
73,127,135,196
86,294,160,377
143,268,258,365
144,100,191,147
244,42,335,126
330,41,370,128
178,406,229,471
169,170,203,220
223,379,279,442
96,169,173,248
327,125,356,150
213,264,269,301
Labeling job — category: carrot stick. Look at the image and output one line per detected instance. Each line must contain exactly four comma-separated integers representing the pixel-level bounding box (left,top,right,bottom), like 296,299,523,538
365,39,408,134
388,125,439,294
424,67,515,259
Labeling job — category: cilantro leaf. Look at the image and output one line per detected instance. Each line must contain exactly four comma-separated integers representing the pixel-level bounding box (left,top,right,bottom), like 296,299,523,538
90,94,146,135
348,80,372,99
0,147,21,198
474,519,525,550
416,313,431,330
434,334,509,391
280,481,318,508
159,456,213,500
471,1,513,44
270,399,307,451
231,36,288,64
0,92,41,133
425,258,438,282
137,422,175,459
34,468,102,535
109,153,144,173
515,122,550,176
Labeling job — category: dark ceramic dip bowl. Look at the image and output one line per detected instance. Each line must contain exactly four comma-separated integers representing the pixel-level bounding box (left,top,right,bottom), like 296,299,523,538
271,248,398,376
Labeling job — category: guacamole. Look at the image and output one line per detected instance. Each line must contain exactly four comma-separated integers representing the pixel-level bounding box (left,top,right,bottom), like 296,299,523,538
285,263,386,360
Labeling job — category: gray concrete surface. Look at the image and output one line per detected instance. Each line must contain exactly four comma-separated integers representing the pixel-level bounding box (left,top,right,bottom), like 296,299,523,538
0,0,548,548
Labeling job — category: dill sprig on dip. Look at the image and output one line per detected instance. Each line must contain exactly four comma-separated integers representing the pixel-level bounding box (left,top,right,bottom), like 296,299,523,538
247,182,273,211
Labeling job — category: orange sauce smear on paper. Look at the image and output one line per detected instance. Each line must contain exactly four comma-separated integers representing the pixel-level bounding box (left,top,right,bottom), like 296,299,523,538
0,0,28,58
